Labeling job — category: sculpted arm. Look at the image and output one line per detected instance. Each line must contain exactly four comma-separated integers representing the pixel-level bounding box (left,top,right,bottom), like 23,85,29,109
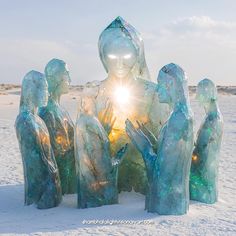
125,119,157,179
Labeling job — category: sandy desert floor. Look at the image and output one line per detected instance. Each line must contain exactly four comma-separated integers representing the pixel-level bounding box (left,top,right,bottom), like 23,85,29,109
0,86,236,236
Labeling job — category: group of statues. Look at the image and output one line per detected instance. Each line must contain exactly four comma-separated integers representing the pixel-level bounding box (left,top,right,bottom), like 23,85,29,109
15,17,223,215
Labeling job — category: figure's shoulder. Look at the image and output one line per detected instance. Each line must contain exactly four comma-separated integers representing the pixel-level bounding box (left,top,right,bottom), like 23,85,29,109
38,106,49,116
203,111,223,134
169,109,192,130
167,109,192,141
38,106,55,121
15,112,34,127
203,111,223,130
15,112,38,137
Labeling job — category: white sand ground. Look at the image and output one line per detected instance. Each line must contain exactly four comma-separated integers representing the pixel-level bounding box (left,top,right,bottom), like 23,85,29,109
0,87,236,236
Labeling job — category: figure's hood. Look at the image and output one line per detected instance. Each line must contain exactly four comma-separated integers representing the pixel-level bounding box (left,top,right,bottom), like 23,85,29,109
20,70,46,111
197,78,218,101
98,16,150,81
158,63,191,112
160,63,186,83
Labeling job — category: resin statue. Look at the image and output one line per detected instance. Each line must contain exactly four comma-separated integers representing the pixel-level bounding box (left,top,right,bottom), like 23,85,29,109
75,97,127,208
126,63,194,215
15,70,62,209
87,16,169,194
190,79,223,204
39,59,76,194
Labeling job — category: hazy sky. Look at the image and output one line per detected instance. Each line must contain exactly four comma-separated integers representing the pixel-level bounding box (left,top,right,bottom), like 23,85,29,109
1,0,236,85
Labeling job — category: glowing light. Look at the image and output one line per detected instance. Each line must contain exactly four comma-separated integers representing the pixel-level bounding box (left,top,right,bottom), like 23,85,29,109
114,86,130,105
108,54,117,59
56,136,63,144
124,54,132,59
41,134,49,144
56,135,69,152
192,154,198,162
91,181,109,190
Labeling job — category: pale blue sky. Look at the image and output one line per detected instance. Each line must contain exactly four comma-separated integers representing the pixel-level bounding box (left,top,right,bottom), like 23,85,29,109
0,0,236,85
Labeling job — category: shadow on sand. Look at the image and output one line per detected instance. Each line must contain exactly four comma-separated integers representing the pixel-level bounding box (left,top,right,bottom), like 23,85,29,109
0,184,156,234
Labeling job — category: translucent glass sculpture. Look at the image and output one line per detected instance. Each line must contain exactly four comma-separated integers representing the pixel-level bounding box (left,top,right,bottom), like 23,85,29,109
126,63,194,215
90,16,169,194
15,70,62,209
75,97,127,208
39,59,76,194
190,79,223,204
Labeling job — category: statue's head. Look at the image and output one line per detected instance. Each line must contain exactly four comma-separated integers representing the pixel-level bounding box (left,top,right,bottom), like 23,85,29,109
79,97,96,116
157,63,188,105
45,58,71,96
98,16,150,80
79,82,100,116
20,70,48,110
196,78,217,104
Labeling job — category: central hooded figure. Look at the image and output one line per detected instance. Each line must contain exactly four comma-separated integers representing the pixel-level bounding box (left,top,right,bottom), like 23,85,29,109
84,17,168,194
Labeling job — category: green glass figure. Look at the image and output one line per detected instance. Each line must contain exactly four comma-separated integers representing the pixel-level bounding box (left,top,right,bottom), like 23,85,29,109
190,79,223,204
75,97,127,208
92,16,169,194
15,70,62,209
39,59,76,194
126,63,194,215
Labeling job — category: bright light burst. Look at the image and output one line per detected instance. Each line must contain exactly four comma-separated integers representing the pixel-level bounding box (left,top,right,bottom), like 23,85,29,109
114,86,130,105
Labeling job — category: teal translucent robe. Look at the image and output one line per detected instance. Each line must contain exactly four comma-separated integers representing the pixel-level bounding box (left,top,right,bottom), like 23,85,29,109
75,113,127,208
126,106,193,215
15,111,62,209
126,63,194,215
95,79,168,195
96,16,169,195
39,99,76,194
190,109,223,203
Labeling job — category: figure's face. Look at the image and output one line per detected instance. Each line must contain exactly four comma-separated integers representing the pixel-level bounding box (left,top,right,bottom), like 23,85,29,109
196,84,214,105
103,37,137,79
196,80,217,105
35,79,48,107
196,86,206,104
156,74,173,104
57,65,71,94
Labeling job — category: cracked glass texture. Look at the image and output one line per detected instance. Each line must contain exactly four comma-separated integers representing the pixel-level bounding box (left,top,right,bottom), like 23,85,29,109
75,98,127,208
15,70,62,209
126,63,194,215
91,16,169,194
39,59,76,194
190,79,223,204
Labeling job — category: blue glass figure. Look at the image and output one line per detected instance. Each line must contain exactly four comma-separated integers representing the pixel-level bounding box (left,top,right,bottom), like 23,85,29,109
190,79,223,204
126,63,194,215
39,59,76,194
92,16,169,194
15,70,62,209
75,97,127,208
